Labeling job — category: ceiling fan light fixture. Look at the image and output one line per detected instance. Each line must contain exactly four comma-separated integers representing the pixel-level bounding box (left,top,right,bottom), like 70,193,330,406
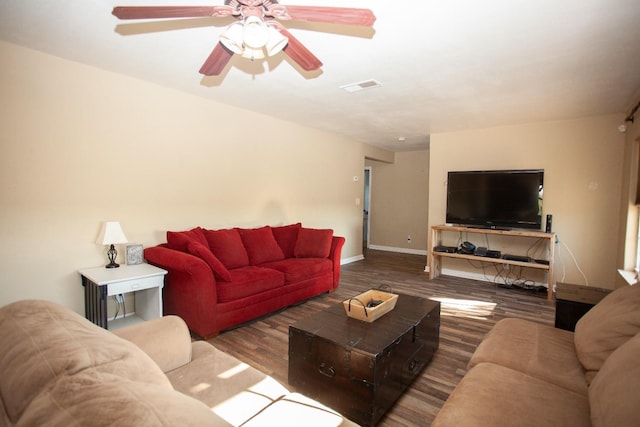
219,23,244,54
265,26,288,56
243,16,269,49
241,46,266,60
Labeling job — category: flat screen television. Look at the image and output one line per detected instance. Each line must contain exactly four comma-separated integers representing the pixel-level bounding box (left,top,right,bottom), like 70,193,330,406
446,169,544,230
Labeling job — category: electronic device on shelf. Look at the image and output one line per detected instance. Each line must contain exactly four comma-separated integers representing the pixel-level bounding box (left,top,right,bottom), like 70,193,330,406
502,254,531,262
445,169,544,230
434,245,458,253
471,247,502,258
474,246,488,256
459,241,476,254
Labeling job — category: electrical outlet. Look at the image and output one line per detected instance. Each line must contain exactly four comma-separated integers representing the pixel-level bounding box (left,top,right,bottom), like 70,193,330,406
407,235,412,244
502,264,510,272
115,294,124,303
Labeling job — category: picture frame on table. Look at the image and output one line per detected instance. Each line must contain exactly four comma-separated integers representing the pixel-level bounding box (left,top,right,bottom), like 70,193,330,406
126,244,144,265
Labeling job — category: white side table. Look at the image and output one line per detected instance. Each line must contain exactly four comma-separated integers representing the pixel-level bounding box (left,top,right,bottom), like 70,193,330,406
79,263,167,330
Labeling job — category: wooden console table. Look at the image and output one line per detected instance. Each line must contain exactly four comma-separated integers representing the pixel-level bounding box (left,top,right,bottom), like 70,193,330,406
429,225,556,300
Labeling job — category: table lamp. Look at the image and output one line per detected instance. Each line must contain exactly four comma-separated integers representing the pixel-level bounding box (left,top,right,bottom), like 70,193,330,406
96,221,128,268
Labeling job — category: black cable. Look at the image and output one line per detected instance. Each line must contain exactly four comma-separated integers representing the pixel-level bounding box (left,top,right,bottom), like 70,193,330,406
527,238,547,260
112,295,120,319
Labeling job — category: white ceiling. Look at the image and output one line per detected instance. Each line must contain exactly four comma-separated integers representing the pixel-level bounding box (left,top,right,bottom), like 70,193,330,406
1,0,639,152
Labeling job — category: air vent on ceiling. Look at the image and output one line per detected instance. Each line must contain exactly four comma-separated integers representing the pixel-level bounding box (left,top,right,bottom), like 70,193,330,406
340,79,382,93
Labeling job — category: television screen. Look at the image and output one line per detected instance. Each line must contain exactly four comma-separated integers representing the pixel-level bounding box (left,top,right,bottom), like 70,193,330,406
446,169,544,230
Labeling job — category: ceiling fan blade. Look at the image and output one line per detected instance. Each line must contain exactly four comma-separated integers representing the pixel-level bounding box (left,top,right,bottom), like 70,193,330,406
112,6,235,20
199,43,234,76
277,6,375,26
278,27,323,71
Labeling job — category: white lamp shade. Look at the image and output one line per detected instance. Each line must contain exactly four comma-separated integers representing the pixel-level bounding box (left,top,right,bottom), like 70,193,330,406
243,16,269,49
220,23,244,54
265,26,288,56
96,221,128,245
241,47,266,60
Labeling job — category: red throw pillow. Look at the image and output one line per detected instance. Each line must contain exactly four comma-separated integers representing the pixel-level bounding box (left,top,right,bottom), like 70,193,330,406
294,227,334,258
166,227,208,252
238,226,285,265
187,241,232,282
203,228,250,270
272,223,301,258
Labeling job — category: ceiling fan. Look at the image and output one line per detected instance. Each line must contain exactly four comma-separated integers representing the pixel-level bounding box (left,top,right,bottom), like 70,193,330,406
112,1,376,76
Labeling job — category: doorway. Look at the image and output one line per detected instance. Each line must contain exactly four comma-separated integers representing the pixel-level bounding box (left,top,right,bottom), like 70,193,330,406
363,167,372,250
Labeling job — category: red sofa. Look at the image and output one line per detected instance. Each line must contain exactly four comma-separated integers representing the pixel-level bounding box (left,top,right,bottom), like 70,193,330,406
144,223,345,338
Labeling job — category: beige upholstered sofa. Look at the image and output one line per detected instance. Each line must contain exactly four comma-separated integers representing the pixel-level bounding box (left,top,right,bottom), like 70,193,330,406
432,284,640,427
0,299,356,426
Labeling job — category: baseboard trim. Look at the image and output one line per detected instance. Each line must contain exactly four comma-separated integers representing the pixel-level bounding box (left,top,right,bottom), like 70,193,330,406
367,245,428,256
341,254,365,265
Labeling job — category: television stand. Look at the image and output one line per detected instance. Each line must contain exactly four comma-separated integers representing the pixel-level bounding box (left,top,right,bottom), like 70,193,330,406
429,225,555,300
466,225,512,231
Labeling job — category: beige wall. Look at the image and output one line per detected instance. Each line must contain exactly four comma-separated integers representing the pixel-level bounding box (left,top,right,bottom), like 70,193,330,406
0,41,370,314
365,150,430,254
429,116,626,289
1,40,633,316
364,145,395,163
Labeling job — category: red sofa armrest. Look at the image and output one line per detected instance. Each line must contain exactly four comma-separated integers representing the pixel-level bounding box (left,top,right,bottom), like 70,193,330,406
144,245,219,338
328,236,345,289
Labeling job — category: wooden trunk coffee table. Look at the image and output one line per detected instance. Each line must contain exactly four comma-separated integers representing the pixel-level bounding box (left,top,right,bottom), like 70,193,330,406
288,293,440,426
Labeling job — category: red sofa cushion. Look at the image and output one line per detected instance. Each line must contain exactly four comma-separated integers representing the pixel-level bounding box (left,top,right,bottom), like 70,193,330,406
272,223,301,258
166,227,208,252
262,258,332,284
216,267,285,303
294,227,333,258
186,241,232,282
204,228,250,270
238,226,285,265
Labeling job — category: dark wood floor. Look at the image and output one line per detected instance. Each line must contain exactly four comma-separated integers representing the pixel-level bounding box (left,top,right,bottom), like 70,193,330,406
208,250,556,426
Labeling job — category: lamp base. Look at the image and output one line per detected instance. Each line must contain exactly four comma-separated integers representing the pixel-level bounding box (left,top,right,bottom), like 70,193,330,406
105,244,120,268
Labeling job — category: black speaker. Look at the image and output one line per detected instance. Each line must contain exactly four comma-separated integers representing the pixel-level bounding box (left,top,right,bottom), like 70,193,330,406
545,214,552,233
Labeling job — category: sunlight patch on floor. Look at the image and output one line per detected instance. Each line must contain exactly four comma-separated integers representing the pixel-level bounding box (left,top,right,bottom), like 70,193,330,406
432,297,497,320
